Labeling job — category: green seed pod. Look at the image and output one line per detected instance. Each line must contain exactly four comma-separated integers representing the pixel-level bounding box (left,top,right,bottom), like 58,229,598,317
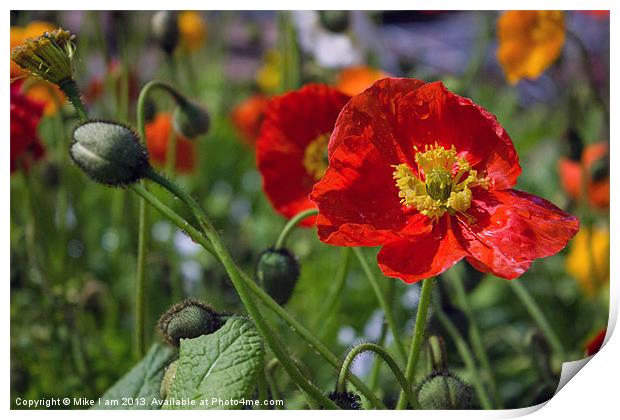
417,372,473,409
255,247,300,305
157,298,223,347
172,99,210,139
319,11,350,33
326,391,361,410
160,360,178,399
151,11,179,55
70,120,150,187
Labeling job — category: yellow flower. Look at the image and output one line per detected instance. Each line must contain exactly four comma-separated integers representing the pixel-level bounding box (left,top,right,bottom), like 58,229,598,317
566,227,610,296
178,11,207,53
256,50,282,93
497,11,565,84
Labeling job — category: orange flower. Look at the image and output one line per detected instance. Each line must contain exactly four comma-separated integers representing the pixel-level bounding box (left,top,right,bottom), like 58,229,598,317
22,82,65,116
145,113,196,173
497,11,565,84
336,66,389,96
558,143,609,209
231,94,269,145
178,11,207,53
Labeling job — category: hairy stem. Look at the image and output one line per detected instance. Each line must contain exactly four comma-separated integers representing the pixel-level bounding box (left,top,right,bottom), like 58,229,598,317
396,277,435,409
131,184,385,409
337,342,420,409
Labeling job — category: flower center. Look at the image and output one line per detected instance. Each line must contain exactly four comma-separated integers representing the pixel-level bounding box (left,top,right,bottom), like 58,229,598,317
303,133,330,181
392,143,489,222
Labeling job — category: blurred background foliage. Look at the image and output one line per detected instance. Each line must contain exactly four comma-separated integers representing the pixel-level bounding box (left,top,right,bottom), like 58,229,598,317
10,10,609,409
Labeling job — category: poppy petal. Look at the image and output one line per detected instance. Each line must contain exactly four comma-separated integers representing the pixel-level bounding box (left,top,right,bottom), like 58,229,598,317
396,82,522,189
455,189,579,279
257,84,350,225
377,217,467,283
311,128,431,245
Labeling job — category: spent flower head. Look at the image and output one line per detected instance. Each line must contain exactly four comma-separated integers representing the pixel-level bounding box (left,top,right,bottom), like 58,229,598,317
11,27,76,86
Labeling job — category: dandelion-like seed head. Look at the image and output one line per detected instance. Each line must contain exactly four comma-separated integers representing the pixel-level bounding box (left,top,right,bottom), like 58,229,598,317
11,27,76,85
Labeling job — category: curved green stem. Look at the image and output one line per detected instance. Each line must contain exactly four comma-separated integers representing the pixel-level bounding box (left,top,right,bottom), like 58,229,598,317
274,208,318,249
131,182,383,409
451,274,501,408
433,298,492,409
353,248,407,364
143,171,338,409
337,342,420,409
509,281,566,361
396,277,435,409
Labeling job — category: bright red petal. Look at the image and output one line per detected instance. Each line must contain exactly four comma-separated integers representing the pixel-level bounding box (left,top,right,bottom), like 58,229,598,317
377,216,467,283
257,84,350,226
311,122,432,245
455,189,579,279
396,82,521,189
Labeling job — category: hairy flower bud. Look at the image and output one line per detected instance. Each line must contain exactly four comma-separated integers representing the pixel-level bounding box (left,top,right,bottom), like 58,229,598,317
172,99,210,139
319,11,350,33
151,11,179,55
417,372,473,409
70,120,150,187
326,390,361,409
157,298,223,347
160,360,178,399
255,247,300,305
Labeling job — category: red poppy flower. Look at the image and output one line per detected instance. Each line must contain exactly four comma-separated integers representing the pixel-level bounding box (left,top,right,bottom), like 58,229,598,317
231,94,269,145
558,143,609,209
257,84,350,226
10,81,46,173
585,328,607,356
146,113,195,173
310,78,579,282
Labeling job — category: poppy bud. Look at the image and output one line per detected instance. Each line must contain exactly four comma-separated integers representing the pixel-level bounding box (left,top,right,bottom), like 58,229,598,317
255,247,300,305
157,298,223,347
319,11,350,33
70,120,150,187
159,360,178,399
417,372,473,409
326,390,361,410
151,11,179,55
172,99,210,139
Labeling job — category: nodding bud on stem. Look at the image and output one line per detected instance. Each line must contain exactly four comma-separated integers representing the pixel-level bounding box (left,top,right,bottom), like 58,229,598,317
160,360,178,399
173,99,210,139
157,298,223,347
151,11,179,55
255,247,300,305
70,120,150,187
318,11,350,33
326,391,361,410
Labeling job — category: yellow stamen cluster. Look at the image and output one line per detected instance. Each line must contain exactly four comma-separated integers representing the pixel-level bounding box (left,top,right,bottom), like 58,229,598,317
393,143,489,222
303,133,331,180
11,28,76,85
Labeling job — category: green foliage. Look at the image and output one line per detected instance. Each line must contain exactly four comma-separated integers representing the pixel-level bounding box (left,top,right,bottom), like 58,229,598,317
165,317,264,409
94,344,176,409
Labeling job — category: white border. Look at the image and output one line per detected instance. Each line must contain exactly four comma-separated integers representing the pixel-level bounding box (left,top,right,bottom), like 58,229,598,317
2,2,616,419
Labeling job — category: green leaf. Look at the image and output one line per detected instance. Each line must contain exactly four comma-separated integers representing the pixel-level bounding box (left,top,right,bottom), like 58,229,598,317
94,343,176,409
164,316,264,409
